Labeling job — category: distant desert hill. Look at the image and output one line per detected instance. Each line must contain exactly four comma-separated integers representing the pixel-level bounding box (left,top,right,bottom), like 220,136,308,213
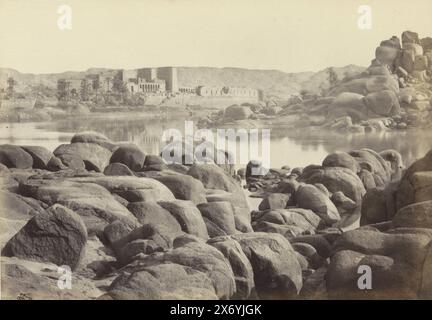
176,65,364,98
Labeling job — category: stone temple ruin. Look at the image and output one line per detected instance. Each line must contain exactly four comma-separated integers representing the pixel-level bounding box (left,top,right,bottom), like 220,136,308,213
57,67,262,101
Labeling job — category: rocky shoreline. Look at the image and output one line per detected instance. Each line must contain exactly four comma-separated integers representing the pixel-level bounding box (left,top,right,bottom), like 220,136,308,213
199,31,432,134
1,131,432,299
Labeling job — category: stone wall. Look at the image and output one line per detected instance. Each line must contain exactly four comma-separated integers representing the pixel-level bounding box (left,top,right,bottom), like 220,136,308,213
197,86,259,98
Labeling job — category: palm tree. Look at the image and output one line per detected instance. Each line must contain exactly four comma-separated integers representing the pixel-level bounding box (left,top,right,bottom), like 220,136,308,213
6,77,16,98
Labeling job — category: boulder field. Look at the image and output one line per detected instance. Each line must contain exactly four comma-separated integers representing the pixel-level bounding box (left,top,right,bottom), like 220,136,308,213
198,30,432,134
1,131,432,299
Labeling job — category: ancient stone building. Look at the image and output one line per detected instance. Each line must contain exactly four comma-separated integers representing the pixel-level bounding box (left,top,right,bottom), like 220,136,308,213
126,78,166,93
137,68,157,81
196,85,259,98
57,67,262,100
178,87,197,94
157,67,178,92
122,67,177,93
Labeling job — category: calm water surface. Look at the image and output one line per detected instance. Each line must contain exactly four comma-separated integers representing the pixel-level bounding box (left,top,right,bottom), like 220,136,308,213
0,112,430,169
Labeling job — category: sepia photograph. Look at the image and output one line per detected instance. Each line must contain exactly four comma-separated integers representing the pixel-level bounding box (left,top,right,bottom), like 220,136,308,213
1,0,432,306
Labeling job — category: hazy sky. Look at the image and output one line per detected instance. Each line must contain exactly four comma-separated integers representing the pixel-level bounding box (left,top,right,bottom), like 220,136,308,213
1,0,431,74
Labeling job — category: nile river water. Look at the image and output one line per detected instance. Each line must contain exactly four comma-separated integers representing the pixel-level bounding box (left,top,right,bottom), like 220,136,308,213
0,111,430,169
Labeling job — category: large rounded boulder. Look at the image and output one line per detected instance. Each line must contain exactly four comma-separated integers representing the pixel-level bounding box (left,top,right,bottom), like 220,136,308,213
322,151,360,174
103,162,135,176
110,144,146,171
105,263,219,300
155,174,207,205
54,143,112,172
295,184,340,225
127,201,183,236
230,232,302,299
395,150,432,210
2,204,87,270
208,236,255,299
327,229,430,299
20,146,53,170
187,164,252,232
197,201,237,237
70,131,117,151
327,92,369,121
158,200,209,239
393,200,432,229
0,145,33,169
364,90,400,116
224,105,253,121
18,178,140,235
107,241,236,299
301,166,366,203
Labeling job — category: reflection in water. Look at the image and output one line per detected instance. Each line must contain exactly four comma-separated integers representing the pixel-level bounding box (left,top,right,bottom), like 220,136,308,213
0,113,430,169
38,113,182,156
273,128,428,168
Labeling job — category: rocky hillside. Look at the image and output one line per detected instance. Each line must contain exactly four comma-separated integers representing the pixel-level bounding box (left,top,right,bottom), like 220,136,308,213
202,30,432,133
176,65,364,99
0,68,119,94
290,30,432,132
